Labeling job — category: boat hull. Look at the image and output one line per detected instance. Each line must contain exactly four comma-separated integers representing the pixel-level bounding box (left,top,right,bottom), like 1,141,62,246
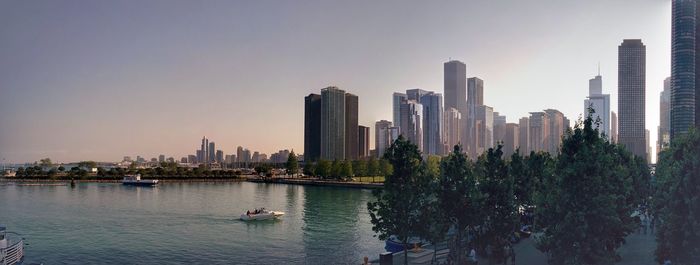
240,211,284,221
122,180,159,186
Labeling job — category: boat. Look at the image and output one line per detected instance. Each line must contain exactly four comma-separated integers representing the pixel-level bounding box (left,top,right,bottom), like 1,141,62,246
240,208,285,221
122,174,159,186
385,235,426,253
0,226,24,265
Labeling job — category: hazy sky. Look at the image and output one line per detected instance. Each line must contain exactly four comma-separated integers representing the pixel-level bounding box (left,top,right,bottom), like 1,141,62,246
0,0,671,163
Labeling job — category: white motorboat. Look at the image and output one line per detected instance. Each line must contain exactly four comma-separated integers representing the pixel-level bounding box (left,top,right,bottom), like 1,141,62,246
240,208,285,221
122,174,159,186
0,226,24,265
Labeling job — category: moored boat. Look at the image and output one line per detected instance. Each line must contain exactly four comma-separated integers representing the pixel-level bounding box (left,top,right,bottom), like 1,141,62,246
240,208,284,221
122,174,159,186
0,226,24,265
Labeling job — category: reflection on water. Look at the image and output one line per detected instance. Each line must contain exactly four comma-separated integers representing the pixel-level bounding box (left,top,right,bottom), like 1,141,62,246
0,182,383,264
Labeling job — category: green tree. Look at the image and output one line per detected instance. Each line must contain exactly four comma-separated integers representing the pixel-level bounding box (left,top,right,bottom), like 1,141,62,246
285,151,300,177
437,145,482,264
654,129,700,264
424,155,441,179
367,156,380,177
330,160,341,179
475,144,516,264
340,160,353,180
316,160,331,179
303,162,316,177
78,161,97,169
58,166,65,172
368,136,431,265
536,116,637,265
379,159,393,176
352,160,367,177
39,158,53,168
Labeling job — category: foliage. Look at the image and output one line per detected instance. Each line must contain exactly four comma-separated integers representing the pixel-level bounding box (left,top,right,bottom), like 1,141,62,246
316,160,331,179
424,155,441,179
654,129,700,264
285,151,300,177
331,160,341,179
339,160,353,180
368,136,431,265
367,156,380,176
352,160,367,177
303,162,315,177
39,158,53,168
436,145,481,264
536,116,637,265
254,164,273,177
379,159,393,176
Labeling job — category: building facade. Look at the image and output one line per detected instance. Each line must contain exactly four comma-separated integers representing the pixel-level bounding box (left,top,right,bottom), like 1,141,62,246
358,125,370,158
375,120,393,158
320,87,347,160
444,107,461,152
345,93,359,160
444,60,467,146
304,94,322,161
518,117,530,154
529,112,550,153
392,93,407,131
503,123,520,157
466,77,484,156
618,39,647,160
421,92,444,155
659,77,672,157
584,74,611,138
671,0,700,139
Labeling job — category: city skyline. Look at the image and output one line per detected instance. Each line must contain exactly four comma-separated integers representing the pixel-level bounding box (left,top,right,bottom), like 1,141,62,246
0,1,671,163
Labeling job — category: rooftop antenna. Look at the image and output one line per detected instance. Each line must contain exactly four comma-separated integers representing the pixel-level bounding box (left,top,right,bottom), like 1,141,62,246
597,62,601,76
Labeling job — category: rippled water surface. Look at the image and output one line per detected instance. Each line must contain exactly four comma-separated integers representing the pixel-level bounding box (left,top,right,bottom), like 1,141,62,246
0,182,383,264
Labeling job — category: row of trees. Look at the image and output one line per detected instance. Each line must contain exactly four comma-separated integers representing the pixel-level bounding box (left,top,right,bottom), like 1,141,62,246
368,115,652,265
302,157,393,180
12,162,243,180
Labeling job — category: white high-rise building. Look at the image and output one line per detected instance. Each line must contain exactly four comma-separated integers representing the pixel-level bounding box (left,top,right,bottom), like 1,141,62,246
584,74,611,138
375,120,393,158
444,107,461,152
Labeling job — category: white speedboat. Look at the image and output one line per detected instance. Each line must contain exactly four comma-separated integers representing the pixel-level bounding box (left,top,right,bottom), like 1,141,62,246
240,208,285,221
0,226,24,265
122,174,159,186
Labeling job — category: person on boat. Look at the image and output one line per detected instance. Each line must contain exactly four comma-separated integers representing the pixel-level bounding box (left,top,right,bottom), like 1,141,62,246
246,210,250,216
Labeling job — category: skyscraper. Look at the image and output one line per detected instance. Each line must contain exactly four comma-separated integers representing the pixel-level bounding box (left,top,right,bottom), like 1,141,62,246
618,39,647,160
345,93,359,160
158,154,165,163
358,125,370,158
611,111,618,143
406,89,430,102
503,123,520,157
199,137,208,163
671,0,700,139
467,77,484,156
375,120,393,158
392,93,407,131
529,112,550,153
474,105,494,157
420,92,444,155
659,77,671,156
444,107,461,152
208,142,216,163
518,117,530,154
444,60,467,145
304,94,322,162
399,100,423,151
493,112,507,145
320,87,346,160
584,74,611,138
216,150,224,163
544,109,566,155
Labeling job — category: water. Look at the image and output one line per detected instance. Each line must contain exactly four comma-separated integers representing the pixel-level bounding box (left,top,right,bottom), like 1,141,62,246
0,182,384,264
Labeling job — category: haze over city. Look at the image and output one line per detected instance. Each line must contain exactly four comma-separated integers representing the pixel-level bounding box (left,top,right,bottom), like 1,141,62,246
0,0,671,163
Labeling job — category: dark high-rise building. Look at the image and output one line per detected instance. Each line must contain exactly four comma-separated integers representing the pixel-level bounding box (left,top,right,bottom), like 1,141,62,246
392,93,407,131
358,125,370,158
659,77,672,156
208,142,216,163
345,93,359,160
216,150,224,163
320,87,346,160
466,77,484,156
671,0,700,139
445,60,467,148
618,39,647,160
304,94,322,162
420,92,444,155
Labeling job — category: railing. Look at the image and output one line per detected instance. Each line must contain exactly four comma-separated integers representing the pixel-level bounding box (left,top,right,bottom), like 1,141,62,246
0,239,24,265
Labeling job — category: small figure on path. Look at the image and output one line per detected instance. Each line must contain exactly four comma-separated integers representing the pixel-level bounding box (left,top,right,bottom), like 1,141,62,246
510,244,515,265
468,245,478,265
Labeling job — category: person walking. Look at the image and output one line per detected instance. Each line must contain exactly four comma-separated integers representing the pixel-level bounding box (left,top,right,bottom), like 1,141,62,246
468,246,478,265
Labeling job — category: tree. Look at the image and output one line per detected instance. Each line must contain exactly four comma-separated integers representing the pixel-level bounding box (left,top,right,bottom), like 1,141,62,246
654,129,700,264
58,166,65,172
285,151,300,177
367,156,380,177
330,160,341,179
316,160,331,179
536,116,637,264
437,145,482,264
475,144,516,264
424,155,441,179
340,160,353,180
78,161,97,169
39,158,53,168
368,136,431,265
303,162,316,177
352,160,367,177
379,159,393,177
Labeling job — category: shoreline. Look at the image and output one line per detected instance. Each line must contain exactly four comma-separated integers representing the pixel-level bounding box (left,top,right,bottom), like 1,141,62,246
0,178,246,183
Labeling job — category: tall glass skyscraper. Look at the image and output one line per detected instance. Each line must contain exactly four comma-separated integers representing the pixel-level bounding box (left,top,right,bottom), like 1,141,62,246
618,39,647,160
320,87,346,160
671,0,700,139
420,92,444,155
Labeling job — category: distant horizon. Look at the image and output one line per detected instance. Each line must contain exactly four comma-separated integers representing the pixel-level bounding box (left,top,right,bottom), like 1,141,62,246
0,0,671,163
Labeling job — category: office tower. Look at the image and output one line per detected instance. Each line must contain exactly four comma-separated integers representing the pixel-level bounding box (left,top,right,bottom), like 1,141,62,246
584,74,611,137
444,107,462,152
529,112,550,153
646,129,652,162
358,125,370,158
151,158,157,163
199,137,208,163
493,112,507,145
399,100,423,151
406,89,429,101
320,87,346,160
671,0,700,139
188,155,197,164
389,127,400,142
444,60,467,116
466,77,484,156
393,93,408,131
473,105,494,157
618,39,647,159
304,94,322,162
375,120,393,158
611,111,618,143
225,155,234,164
503,123,520,157
518,117,530,154
421,92,444,155
345,93,359,160
236,146,244,163
208,142,216,163
252,151,261,163
216,150,223,163
195,151,202,163
659,77,672,156
158,155,165,163
180,157,187,163
544,109,567,155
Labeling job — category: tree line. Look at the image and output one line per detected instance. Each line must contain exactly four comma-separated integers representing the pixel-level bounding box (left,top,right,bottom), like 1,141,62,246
368,115,652,265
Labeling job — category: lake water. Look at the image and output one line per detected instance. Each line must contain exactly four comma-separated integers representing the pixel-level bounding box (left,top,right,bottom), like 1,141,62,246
0,182,384,264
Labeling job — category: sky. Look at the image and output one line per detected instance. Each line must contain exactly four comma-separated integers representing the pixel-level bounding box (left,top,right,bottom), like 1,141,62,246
0,0,671,163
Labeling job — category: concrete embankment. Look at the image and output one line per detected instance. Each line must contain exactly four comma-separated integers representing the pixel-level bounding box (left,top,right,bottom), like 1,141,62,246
0,178,246,183
245,177,383,189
